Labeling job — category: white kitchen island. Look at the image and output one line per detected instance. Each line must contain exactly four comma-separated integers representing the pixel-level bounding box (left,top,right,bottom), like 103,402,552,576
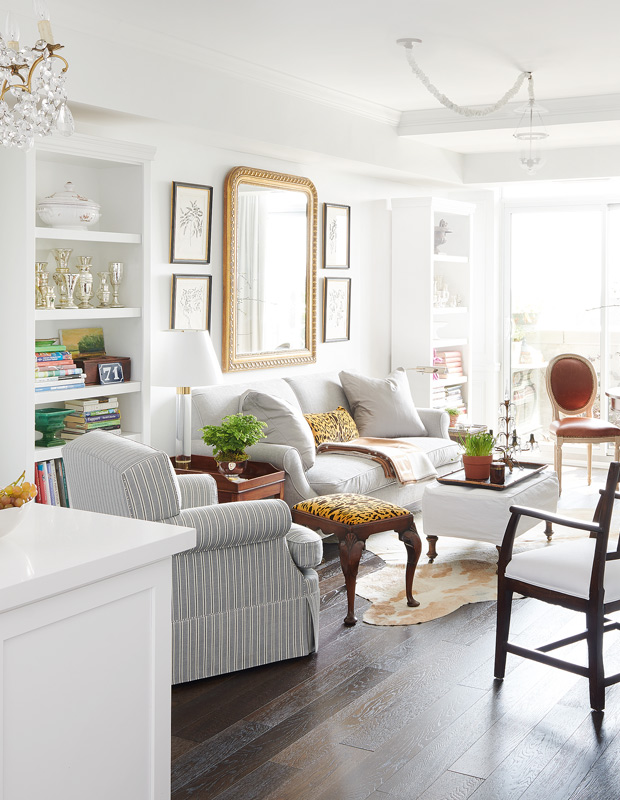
0,503,196,800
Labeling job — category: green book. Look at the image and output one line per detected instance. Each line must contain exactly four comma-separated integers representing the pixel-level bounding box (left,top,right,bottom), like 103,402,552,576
35,345,67,353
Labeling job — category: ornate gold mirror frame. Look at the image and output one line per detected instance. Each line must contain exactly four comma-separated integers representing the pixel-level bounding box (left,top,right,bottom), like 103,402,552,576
223,166,317,371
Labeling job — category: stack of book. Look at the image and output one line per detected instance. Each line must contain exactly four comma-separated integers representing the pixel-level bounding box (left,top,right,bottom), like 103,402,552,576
35,343,85,392
433,349,463,377
61,396,121,439
432,384,467,415
34,457,70,507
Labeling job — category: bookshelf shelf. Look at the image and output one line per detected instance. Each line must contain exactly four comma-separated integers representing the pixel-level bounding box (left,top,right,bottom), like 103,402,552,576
35,308,142,321
434,338,468,347
34,431,142,463
35,227,141,244
434,376,469,388
433,254,469,264
433,306,468,315
34,381,142,405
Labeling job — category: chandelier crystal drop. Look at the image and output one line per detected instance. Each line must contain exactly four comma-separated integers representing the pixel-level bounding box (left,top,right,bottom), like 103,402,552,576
0,2,72,150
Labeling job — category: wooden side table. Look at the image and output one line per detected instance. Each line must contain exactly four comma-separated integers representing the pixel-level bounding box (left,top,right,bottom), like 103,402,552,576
175,455,285,503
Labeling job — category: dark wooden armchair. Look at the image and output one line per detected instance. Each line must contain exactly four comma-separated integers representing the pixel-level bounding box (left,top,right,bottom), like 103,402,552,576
495,461,620,711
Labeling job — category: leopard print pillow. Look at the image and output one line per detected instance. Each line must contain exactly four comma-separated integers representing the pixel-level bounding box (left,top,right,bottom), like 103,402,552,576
304,406,359,447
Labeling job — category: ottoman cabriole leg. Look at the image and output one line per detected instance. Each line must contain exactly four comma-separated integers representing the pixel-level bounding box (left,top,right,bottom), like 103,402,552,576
544,520,554,541
337,528,365,626
399,524,421,608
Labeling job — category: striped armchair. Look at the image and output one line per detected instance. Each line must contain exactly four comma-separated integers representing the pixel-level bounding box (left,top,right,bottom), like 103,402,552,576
62,430,322,684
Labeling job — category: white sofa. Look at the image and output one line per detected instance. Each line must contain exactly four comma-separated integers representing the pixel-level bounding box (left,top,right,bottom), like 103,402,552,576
191,370,461,511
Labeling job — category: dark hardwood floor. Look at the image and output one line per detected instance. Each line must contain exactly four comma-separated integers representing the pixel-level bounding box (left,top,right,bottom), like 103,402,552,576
171,466,620,800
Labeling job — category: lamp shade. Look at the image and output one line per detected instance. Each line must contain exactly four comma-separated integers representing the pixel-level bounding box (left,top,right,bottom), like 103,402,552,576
153,330,223,388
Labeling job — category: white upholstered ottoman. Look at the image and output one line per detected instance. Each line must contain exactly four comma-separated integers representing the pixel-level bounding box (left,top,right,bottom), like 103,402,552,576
421,469,559,561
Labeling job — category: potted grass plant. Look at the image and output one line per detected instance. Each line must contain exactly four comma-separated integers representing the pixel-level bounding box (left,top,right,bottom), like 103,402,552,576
201,413,267,476
460,430,495,481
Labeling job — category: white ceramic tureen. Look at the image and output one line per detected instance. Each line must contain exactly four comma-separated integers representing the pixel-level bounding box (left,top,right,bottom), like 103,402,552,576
36,181,101,229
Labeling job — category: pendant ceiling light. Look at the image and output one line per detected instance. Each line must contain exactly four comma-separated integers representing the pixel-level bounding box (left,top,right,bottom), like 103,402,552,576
0,1,72,150
397,39,547,174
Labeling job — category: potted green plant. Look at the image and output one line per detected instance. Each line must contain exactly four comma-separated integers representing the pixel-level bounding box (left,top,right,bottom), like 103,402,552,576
460,431,495,481
445,407,460,428
200,413,267,476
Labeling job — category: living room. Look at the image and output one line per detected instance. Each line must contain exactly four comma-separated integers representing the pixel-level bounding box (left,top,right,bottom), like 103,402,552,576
1,1,620,798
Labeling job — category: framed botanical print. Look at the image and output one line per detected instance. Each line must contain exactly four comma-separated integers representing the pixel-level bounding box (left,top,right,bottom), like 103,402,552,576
170,274,212,331
323,202,350,268
323,277,351,342
170,181,213,264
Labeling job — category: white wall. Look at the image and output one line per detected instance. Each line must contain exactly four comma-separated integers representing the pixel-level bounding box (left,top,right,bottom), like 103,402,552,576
75,115,442,453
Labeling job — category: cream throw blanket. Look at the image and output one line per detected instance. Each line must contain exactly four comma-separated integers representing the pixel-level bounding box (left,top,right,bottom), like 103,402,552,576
317,437,437,485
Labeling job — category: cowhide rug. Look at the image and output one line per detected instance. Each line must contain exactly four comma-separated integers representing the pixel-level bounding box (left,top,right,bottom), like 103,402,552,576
356,508,606,626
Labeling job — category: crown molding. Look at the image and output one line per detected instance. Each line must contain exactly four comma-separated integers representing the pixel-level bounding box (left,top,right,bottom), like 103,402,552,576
44,6,401,128
36,133,156,164
397,94,620,136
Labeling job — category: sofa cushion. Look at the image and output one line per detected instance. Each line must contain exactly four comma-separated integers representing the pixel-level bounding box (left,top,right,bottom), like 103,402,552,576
339,368,427,438
304,407,359,446
240,390,316,470
305,453,395,496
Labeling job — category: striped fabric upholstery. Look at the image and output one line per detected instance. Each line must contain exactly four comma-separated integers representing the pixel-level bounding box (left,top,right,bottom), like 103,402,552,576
62,430,322,684
286,523,324,569
169,500,292,551
63,430,181,521
176,472,218,508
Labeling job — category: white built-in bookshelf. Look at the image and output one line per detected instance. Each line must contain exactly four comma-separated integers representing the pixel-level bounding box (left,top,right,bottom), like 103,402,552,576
391,197,475,421
0,134,155,485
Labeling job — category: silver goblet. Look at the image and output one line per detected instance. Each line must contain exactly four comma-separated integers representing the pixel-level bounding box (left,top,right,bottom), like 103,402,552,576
35,262,49,309
108,262,124,308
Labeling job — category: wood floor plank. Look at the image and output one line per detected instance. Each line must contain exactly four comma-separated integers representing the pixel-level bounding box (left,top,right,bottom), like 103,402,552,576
568,725,620,800
378,656,564,799
201,760,298,800
171,720,271,793
172,666,391,800
416,770,483,800
278,687,483,800
461,702,589,800
171,736,198,762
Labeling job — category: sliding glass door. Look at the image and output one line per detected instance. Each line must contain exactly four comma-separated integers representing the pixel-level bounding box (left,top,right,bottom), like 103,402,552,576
505,203,607,454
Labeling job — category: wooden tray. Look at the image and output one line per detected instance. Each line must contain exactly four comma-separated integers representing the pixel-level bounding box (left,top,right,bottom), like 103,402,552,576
437,461,548,490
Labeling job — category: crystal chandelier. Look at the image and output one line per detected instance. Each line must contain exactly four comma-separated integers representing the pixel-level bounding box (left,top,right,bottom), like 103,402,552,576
397,39,547,174
0,1,73,150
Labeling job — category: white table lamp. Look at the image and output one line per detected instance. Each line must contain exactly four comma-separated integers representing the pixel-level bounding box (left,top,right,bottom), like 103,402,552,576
154,331,223,468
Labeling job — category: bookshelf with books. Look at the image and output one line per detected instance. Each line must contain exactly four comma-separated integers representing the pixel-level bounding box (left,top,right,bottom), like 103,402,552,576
0,134,155,485
391,196,474,420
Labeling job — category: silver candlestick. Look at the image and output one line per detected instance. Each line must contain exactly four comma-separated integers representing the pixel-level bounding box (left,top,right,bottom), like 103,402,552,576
35,262,49,309
108,262,124,308
74,256,94,309
97,272,112,308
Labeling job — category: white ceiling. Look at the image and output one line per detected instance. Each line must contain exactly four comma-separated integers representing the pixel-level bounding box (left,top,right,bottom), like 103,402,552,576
11,0,620,154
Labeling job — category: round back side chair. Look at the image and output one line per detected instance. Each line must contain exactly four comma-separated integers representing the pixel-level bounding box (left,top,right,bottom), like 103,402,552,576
545,353,620,494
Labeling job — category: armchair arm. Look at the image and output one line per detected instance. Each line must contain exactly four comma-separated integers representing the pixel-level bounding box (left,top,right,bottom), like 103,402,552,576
498,503,600,574
417,408,449,439
176,473,218,509
165,498,292,552
286,523,323,569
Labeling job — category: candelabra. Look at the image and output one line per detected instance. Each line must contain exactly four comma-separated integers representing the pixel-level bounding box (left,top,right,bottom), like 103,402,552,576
0,2,73,150
495,398,538,471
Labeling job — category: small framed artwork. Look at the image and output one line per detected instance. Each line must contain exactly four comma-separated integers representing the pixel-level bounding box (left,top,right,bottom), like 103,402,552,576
323,277,351,342
170,181,213,264
170,274,212,331
323,203,350,269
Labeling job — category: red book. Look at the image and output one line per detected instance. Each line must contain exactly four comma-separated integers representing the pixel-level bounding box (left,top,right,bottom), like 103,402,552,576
35,360,76,370
36,462,48,504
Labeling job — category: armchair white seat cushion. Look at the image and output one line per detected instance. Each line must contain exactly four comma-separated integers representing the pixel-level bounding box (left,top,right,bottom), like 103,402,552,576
505,538,620,601
62,430,322,684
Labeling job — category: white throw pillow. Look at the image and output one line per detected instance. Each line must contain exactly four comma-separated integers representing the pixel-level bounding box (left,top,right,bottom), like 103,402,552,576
240,390,316,470
338,368,427,438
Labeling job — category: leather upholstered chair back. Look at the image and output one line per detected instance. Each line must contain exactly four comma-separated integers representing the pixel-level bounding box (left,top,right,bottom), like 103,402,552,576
546,353,597,418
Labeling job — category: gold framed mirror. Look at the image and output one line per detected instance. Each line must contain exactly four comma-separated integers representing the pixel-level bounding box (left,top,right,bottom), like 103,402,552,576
223,166,317,371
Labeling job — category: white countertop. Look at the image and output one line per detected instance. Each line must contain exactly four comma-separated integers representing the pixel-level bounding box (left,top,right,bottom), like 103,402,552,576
0,504,196,612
